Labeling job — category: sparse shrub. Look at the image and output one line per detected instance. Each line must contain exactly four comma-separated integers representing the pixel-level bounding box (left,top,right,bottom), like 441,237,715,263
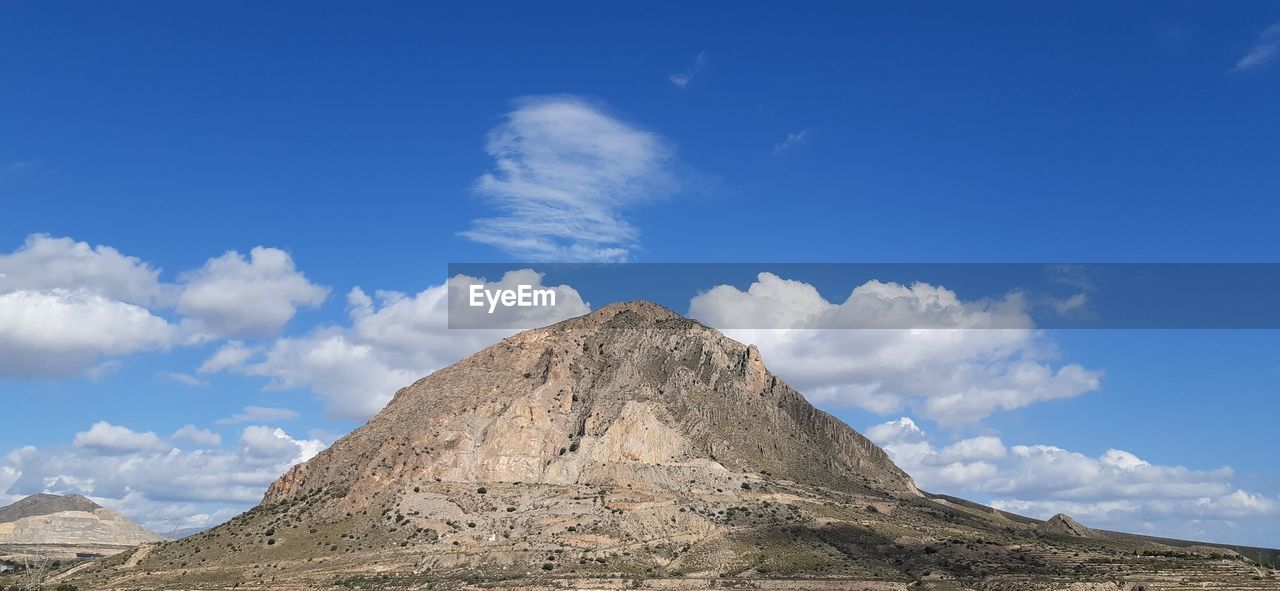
477,487,487,494
267,538,276,545
542,563,554,571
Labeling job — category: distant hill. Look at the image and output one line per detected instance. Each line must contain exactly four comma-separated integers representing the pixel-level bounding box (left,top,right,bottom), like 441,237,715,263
0,493,99,523
0,493,161,547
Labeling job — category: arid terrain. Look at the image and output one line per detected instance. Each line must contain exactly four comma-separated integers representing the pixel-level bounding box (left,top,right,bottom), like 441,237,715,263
14,303,1279,590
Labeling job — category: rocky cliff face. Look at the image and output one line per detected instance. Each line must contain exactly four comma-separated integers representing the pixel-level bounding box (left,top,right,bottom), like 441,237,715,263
0,494,160,546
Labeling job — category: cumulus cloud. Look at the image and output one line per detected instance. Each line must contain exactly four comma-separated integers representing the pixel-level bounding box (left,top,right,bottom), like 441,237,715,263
202,270,589,420
0,234,165,305
72,421,172,455
1234,22,1280,71
867,416,1279,541
0,290,174,377
689,273,1101,424
2,422,322,532
239,426,324,465
177,247,329,339
669,51,709,87
0,235,328,378
462,96,674,262
171,425,222,447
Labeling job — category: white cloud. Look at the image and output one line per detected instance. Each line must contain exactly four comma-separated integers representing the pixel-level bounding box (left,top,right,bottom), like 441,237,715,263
669,51,709,87
2,422,322,532
1234,22,1280,71
461,96,674,262
867,416,1279,541
85,360,123,381
171,425,222,447
201,270,588,420
239,426,324,465
164,372,208,387
0,234,165,305
216,405,300,425
0,290,174,377
689,273,1101,425
177,247,328,339
198,341,256,374
772,129,810,154
0,235,331,378
73,422,172,455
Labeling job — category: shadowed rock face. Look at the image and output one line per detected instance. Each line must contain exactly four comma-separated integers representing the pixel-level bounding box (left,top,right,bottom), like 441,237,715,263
0,494,161,546
48,303,1280,591
264,301,918,509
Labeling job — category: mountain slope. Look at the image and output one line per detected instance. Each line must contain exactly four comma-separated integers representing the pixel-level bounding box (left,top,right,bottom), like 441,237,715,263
53,303,1278,590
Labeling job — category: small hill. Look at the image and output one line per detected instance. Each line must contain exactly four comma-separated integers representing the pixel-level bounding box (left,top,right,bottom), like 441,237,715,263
0,493,161,547
1040,513,1096,538
0,493,99,523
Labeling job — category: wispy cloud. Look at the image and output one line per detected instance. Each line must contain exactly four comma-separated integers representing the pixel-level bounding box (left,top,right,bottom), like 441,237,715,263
164,372,209,387
772,129,811,154
0,160,38,176
668,51,709,87
1233,22,1280,71
216,405,300,425
461,95,675,262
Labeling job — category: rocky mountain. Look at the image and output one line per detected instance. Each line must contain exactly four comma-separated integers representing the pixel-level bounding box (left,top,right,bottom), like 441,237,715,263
46,303,1279,590
0,493,161,547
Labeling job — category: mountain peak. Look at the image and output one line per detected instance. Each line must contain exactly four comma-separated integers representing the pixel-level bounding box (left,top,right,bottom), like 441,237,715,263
1041,512,1096,538
0,493,101,523
544,300,689,333
262,303,916,508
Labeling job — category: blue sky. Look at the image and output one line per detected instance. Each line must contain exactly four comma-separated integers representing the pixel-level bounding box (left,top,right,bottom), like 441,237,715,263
2,2,1279,546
